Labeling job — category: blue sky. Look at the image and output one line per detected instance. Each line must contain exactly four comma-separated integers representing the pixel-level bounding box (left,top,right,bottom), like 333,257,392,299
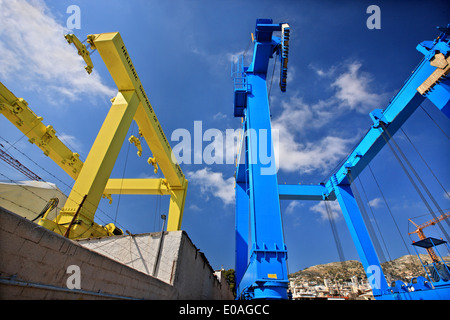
1,0,449,273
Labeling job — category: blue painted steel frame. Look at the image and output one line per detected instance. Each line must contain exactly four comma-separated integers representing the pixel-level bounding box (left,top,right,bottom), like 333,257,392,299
233,20,450,300
234,19,289,300
277,26,450,300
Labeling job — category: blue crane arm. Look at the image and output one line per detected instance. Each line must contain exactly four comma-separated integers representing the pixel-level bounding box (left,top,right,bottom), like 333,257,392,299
325,29,450,194
278,184,335,201
281,27,450,200
275,26,450,299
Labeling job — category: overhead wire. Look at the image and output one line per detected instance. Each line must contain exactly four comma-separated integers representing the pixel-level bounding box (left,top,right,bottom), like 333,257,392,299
1,122,171,238
420,105,450,140
356,175,392,262
153,166,163,232
268,53,277,99
0,168,160,263
0,135,130,236
324,200,346,264
0,169,66,236
0,97,171,268
367,163,417,266
400,127,449,199
242,37,253,60
114,121,135,224
379,123,450,241
347,171,387,263
1,121,42,153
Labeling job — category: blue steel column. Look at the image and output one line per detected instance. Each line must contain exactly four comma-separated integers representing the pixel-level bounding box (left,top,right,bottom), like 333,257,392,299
240,72,288,299
234,19,289,299
233,19,289,299
235,181,249,289
332,181,389,298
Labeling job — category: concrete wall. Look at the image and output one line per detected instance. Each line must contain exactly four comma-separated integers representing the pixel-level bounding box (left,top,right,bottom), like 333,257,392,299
0,207,233,300
77,231,180,285
77,230,234,300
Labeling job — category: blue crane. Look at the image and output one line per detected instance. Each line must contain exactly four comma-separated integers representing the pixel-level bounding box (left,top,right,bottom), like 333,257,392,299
232,19,290,300
232,19,450,300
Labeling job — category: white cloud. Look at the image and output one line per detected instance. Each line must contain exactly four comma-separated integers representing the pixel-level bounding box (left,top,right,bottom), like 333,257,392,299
309,61,389,114
270,60,389,175
274,95,334,132
331,62,385,113
310,201,342,221
271,94,353,174
186,168,235,206
273,126,353,174
286,201,302,214
213,112,227,120
192,45,247,77
188,204,201,211
309,63,337,78
57,133,83,154
0,0,116,101
368,197,383,208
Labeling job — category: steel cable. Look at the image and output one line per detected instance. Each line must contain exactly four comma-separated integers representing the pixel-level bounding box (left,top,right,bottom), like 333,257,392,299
379,123,450,241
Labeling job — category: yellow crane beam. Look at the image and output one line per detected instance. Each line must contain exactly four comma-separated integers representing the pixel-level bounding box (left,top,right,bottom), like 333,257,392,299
105,178,173,195
54,32,188,238
64,34,94,74
104,178,188,231
90,32,186,188
0,82,83,180
2,32,188,239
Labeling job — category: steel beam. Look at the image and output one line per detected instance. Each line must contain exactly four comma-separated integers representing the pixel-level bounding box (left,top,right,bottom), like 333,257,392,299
233,19,290,299
0,82,83,180
235,181,250,287
91,32,186,188
323,30,450,300
237,73,288,299
104,178,172,195
54,90,139,238
323,32,450,194
333,183,389,297
278,184,335,201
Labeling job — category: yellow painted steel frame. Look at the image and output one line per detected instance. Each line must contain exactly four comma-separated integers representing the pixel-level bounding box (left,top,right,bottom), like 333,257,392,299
0,83,83,180
2,32,188,239
55,32,188,238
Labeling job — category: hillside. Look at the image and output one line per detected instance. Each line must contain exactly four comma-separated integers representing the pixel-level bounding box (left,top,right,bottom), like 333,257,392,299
288,254,447,283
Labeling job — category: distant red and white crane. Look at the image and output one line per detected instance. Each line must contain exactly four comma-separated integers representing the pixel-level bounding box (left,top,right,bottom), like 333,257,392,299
409,212,450,262
0,143,41,181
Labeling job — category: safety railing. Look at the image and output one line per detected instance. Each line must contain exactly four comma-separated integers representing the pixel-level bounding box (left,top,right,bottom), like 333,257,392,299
231,55,247,91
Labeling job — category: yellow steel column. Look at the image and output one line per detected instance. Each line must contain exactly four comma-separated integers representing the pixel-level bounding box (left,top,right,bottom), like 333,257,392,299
90,32,186,188
54,90,139,238
90,32,188,231
27,32,189,236
167,180,188,231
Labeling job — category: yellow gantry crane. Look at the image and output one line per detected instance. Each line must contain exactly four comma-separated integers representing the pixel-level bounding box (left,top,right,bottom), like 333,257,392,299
0,32,188,239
